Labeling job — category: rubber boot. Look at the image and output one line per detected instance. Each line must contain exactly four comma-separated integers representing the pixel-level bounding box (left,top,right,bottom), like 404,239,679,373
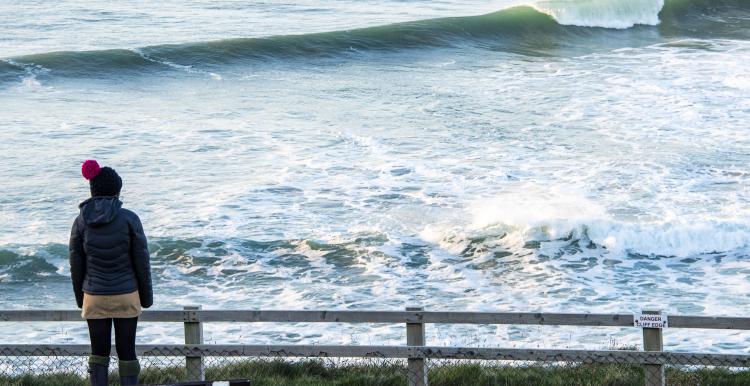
119,359,141,386
88,355,109,386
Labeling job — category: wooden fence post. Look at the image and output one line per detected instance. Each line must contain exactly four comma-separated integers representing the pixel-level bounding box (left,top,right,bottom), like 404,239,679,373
184,305,204,381
642,310,664,386
406,306,428,386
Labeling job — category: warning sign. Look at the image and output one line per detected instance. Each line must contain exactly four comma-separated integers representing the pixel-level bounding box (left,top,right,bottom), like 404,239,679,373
634,313,668,328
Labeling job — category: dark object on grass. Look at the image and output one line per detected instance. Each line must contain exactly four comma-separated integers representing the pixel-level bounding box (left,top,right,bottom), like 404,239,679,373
143,380,250,386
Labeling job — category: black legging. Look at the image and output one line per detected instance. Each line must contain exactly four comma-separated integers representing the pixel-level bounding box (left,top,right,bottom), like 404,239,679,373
87,317,138,361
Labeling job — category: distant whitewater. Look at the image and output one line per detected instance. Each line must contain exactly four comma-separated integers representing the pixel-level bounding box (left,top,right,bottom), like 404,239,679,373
533,0,665,28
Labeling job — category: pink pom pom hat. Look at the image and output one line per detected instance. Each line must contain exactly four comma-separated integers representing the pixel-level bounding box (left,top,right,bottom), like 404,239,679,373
81,160,101,180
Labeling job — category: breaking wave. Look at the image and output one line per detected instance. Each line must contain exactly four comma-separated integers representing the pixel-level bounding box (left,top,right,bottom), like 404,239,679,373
1,215,747,284
0,0,747,82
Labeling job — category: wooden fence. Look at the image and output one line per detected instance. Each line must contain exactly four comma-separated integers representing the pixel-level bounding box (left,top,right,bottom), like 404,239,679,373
2,307,750,386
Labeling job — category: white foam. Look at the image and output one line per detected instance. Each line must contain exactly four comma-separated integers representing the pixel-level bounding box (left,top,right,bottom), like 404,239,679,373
588,220,750,256
532,0,664,29
724,75,750,90
2,58,47,89
131,48,223,80
21,75,42,89
422,188,750,258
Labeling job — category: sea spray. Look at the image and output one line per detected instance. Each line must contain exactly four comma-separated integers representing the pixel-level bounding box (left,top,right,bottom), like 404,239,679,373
533,0,665,28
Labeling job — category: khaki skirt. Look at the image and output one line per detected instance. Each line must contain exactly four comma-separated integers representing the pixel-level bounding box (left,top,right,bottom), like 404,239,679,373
82,291,142,319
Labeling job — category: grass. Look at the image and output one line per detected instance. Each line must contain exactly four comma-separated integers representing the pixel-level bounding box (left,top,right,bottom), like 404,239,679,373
2,360,750,386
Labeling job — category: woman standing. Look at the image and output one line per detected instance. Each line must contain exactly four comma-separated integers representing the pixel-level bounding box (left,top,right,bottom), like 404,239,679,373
69,160,153,386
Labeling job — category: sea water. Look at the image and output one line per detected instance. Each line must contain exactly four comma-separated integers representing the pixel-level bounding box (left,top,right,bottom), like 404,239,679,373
0,0,749,352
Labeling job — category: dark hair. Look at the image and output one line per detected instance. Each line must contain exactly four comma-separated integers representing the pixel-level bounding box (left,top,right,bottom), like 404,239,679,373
90,166,122,197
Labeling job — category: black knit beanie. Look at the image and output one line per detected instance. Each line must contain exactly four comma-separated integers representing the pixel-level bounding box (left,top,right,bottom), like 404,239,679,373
81,160,122,197
90,166,122,197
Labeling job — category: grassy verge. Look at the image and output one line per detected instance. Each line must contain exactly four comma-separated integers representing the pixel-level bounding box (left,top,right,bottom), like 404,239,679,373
2,360,750,386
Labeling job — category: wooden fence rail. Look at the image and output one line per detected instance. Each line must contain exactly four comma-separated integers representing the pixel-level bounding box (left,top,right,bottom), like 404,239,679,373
1,309,749,329
2,307,750,386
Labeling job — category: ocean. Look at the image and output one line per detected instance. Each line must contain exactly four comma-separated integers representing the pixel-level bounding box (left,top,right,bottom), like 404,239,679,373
0,0,749,351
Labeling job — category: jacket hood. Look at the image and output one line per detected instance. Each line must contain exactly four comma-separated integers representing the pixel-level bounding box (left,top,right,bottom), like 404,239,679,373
79,196,122,226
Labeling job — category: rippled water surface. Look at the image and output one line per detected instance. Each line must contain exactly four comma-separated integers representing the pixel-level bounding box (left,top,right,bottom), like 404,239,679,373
1,0,749,351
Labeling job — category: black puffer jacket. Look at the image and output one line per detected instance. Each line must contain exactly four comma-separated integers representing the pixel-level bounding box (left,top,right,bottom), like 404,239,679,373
69,196,153,309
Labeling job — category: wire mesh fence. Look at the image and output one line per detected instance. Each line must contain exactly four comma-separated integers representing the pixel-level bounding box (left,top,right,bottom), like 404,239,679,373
2,346,750,386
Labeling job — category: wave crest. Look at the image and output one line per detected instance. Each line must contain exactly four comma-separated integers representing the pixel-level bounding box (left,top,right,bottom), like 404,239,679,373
533,0,665,28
